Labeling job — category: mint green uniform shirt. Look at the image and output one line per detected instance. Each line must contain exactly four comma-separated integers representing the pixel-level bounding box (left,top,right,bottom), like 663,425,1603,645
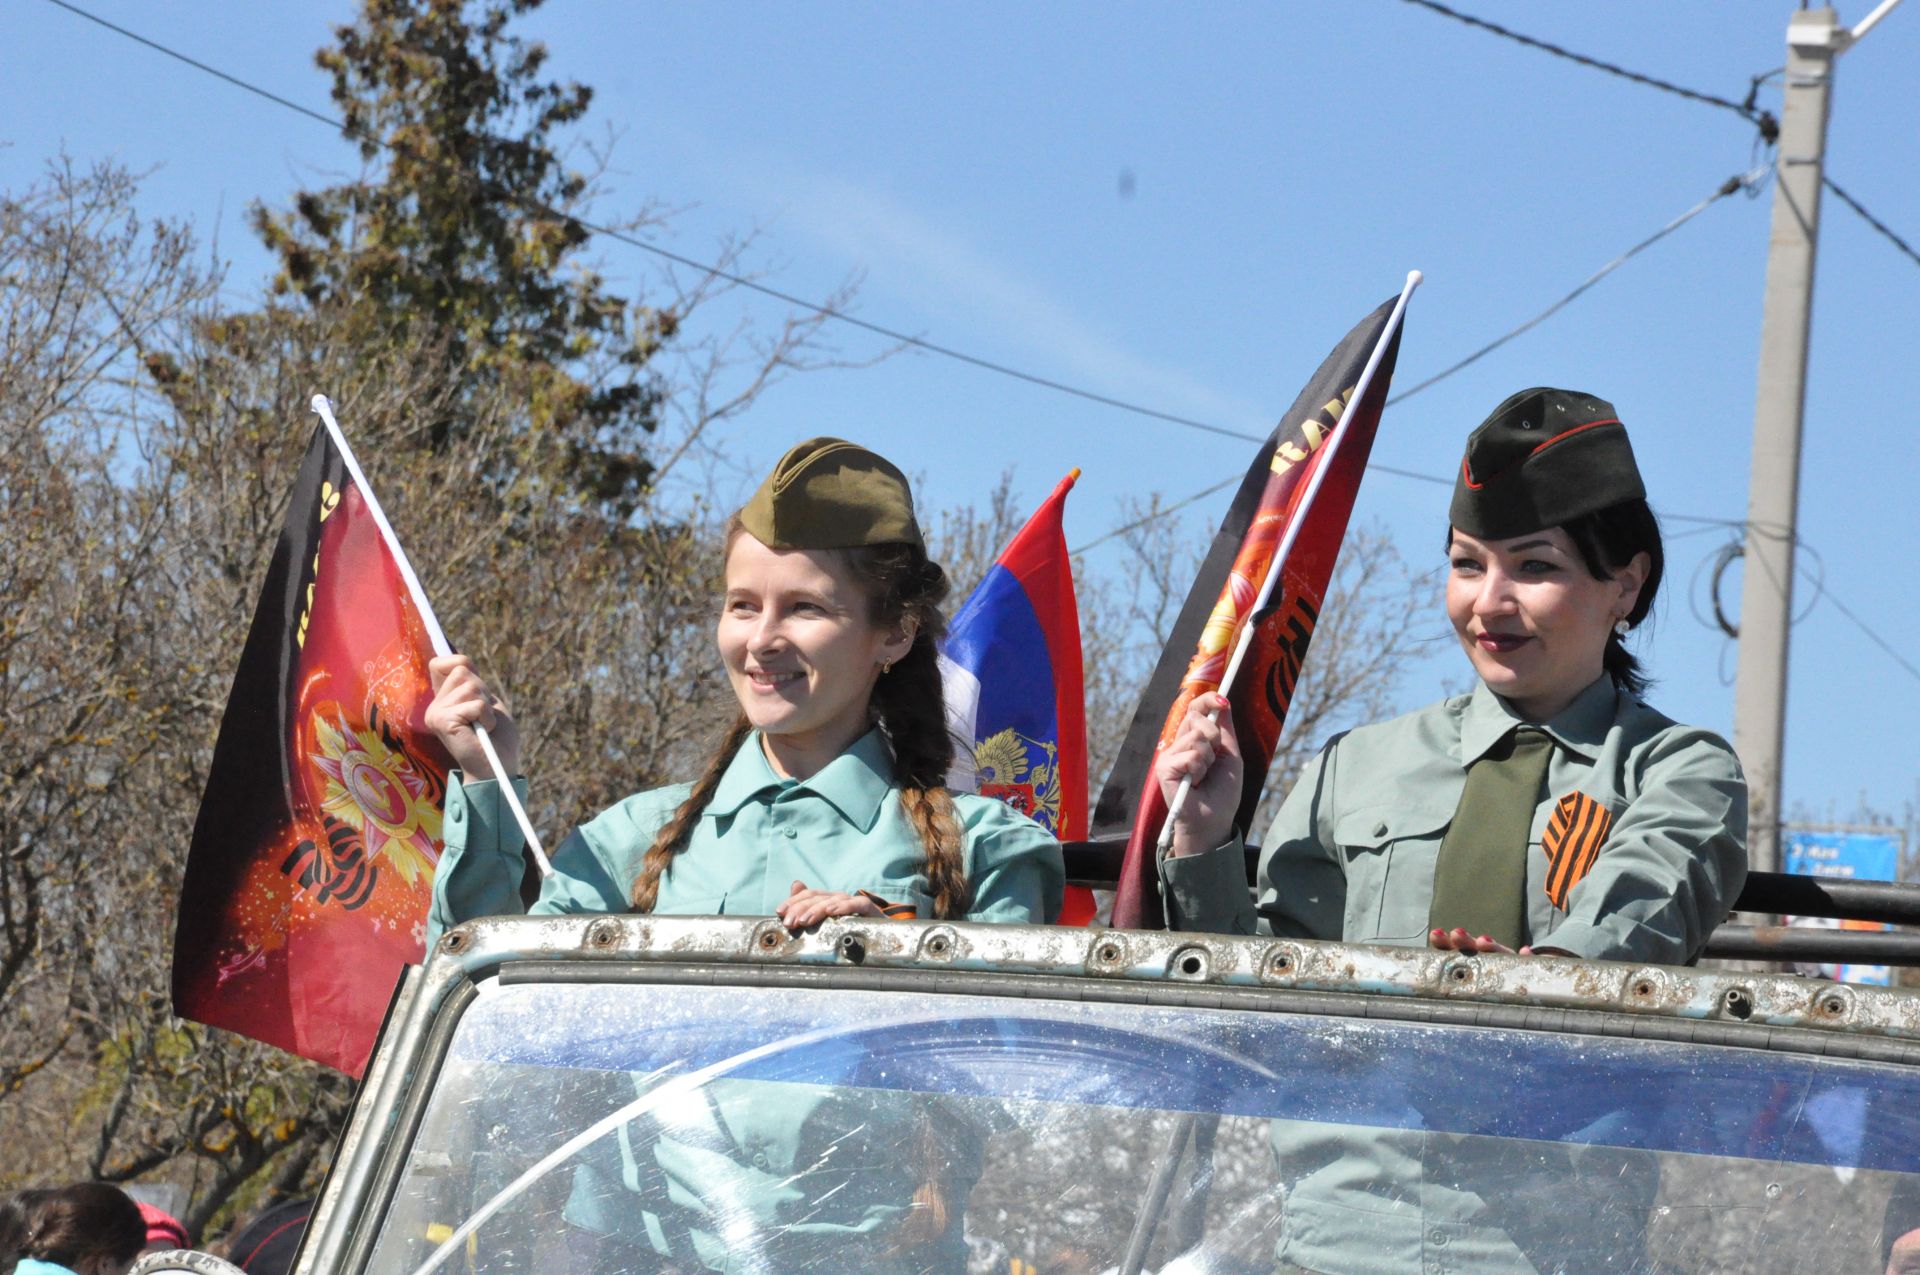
1159,676,1747,1274
427,727,1062,1272
429,726,1063,943
1160,675,1747,965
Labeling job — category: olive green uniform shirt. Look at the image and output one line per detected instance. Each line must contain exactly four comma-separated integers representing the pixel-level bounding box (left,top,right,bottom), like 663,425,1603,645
1158,676,1747,1274
428,727,1063,1272
1159,674,1747,964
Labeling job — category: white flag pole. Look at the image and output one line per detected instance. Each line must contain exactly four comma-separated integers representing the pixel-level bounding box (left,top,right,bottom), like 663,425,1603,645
1156,270,1422,855
310,395,554,878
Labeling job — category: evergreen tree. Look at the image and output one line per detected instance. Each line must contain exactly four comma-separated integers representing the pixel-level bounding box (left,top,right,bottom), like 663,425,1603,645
251,0,671,516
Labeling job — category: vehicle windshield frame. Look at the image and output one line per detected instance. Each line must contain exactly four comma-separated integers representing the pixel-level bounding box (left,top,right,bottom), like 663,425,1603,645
296,915,1920,1275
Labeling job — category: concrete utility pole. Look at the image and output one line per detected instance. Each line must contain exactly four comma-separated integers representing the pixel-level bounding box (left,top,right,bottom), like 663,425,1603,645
1733,1,1902,882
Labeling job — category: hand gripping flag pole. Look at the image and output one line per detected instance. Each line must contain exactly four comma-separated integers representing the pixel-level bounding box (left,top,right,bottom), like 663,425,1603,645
1154,270,1422,856
310,395,554,878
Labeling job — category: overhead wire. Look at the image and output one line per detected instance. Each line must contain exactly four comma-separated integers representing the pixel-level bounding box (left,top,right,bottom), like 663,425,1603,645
1397,0,1780,141
1385,168,1766,406
1072,167,1763,549
1822,176,1920,270
44,0,1919,688
41,0,1282,446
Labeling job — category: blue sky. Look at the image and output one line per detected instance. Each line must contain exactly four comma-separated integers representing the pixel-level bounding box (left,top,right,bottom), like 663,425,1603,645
7,1,1918,827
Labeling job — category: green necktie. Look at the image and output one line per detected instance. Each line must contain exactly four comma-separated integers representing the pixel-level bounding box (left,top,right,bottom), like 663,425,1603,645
1428,727,1554,948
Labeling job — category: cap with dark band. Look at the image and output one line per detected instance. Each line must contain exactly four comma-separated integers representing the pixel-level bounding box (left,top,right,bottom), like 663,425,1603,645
1450,387,1645,539
738,436,924,550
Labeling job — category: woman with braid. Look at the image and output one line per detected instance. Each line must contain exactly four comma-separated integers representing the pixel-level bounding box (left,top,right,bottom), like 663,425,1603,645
425,437,1063,1270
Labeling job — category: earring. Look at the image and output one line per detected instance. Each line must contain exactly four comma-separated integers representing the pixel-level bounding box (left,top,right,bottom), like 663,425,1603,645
880,659,894,675
1613,618,1630,637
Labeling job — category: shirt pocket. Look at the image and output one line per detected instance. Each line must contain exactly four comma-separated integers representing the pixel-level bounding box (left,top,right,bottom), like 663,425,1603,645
1332,804,1456,945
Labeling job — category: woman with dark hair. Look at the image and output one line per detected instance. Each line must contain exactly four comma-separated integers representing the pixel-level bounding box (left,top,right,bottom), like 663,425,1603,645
1152,388,1749,1274
1158,386,1746,962
0,1183,145,1275
425,437,1064,1271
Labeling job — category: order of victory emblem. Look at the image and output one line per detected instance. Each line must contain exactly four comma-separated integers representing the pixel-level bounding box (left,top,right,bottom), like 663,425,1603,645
308,705,443,886
970,728,1064,832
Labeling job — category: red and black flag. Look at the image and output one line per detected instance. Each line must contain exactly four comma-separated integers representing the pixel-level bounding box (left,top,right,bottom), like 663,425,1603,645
173,423,453,1076
1101,291,1411,929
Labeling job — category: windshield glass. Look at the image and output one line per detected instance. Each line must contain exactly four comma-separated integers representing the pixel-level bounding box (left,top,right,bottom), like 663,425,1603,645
365,978,1920,1274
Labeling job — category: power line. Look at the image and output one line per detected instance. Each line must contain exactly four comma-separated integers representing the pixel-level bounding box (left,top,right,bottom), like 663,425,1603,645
1823,175,1920,271
1070,475,1238,556
47,0,1920,689
1815,580,1920,687
1387,169,1765,406
40,0,1267,447
1397,0,1779,141
43,0,343,132
43,0,1750,457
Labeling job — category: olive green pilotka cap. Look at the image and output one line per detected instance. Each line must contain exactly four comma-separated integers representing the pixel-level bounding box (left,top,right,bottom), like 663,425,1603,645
1449,387,1646,539
738,436,924,550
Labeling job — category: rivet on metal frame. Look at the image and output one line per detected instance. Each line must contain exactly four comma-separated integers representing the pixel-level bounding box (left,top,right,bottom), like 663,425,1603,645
1624,968,1666,1006
919,927,958,960
1263,944,1303,981
586,920,621,950
1169,946,1212,981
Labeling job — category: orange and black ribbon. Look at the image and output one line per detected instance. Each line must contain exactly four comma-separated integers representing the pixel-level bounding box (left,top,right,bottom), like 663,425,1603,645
857,889,918,920
1543,791,1615,910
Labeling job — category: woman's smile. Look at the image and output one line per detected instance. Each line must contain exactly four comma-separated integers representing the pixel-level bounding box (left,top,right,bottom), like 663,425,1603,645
718,533,914,776
744,667,805,691
1473,630,1531,655
1446,526,1646,721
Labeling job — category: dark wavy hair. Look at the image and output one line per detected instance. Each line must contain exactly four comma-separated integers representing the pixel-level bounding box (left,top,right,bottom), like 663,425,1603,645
1563,498,1664,697
1449,498,1664,698
0,1182,145,1271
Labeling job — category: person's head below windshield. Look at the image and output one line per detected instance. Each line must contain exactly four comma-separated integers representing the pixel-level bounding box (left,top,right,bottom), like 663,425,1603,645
0,1182,146,1275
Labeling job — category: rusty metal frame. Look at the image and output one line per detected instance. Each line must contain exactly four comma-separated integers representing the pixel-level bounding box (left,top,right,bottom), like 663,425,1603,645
1060,839,1920,963
288,915,1920,1273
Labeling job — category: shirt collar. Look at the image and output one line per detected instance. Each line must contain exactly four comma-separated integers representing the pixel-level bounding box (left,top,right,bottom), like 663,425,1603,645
1457,674,1618,766
703,727,896,832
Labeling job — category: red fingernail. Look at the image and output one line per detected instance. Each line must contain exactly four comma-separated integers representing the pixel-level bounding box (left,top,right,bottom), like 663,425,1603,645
1478,935,1493,945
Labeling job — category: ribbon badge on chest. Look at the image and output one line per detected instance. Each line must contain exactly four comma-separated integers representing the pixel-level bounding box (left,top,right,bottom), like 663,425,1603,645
1543,791,1615,910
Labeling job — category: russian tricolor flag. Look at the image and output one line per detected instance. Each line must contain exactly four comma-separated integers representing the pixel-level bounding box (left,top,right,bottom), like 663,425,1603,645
940,470,1095,925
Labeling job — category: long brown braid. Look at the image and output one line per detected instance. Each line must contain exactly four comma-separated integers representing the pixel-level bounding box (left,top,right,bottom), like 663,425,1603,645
855,543,969,918
628,713,752,912
629,524,968,917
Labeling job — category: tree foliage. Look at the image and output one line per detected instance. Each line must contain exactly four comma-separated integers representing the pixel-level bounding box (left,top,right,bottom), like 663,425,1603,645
0,0,837,1233
0,1,1436,1243
250,0,673,517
